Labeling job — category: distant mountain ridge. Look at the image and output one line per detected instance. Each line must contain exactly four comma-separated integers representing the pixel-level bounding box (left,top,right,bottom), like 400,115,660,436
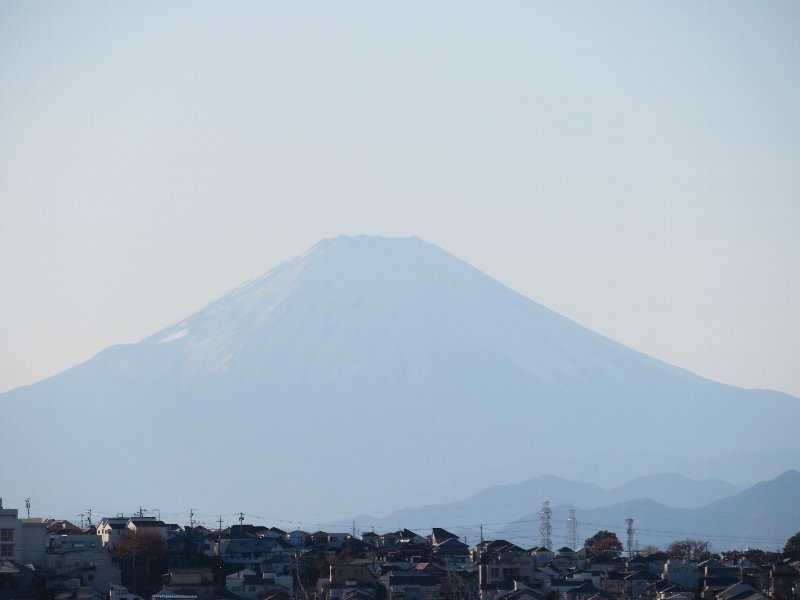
498,469,800,551
341,472,743,538
2,235,798,520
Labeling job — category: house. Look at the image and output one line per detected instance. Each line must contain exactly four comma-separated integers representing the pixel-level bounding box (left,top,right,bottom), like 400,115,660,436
152,588,201,600
552,548,582,572
49,532,102,554
260,590,292,600
716,583,762,600
0,500,47,566
324,561,381,600
531,548,555,568
771,562,800,600
381,572,440,600
97,518,129,550
548,578,590,599
167,527,217,560
360,532,380,547
108,584,146,600
217,538,293,573
478,540,538,600
432,537,470,565
0,558,43,598
44,545,121,591
226,569,292,600
330,561,381,588
430,529,459,547
126,517,170,540
286,530,310,549
53,586,105,600
565,581,602,600
157,568,216,600
45,520,86,535
496,582,545,600
624,571,659,600
663,560,700,591
627,556,661,576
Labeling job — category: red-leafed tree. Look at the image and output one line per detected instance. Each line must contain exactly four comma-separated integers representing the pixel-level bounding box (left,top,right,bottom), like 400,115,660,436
112,530,167,596
585,530,623,556
666,539,711,562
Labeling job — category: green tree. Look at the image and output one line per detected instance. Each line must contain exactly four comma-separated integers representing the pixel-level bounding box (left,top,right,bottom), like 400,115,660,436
784,532,800,558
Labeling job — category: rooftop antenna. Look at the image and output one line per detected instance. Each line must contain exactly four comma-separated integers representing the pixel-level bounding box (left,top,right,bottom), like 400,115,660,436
539,500,552,550
626,518,636,557
25,498,31,519
566,507,578,550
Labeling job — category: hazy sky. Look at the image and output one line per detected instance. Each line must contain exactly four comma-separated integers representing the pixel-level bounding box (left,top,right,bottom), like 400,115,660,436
1,1,799,397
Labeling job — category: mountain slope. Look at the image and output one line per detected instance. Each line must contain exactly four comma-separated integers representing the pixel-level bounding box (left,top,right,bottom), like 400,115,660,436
342,472,745,536
2,235,798,519
498,470,800,551
606,474,743,508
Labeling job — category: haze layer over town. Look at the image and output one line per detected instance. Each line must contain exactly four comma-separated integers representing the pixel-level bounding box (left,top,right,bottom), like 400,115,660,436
1,0,799,557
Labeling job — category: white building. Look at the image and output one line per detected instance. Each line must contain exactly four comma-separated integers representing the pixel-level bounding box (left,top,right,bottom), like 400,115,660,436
0,499,46,565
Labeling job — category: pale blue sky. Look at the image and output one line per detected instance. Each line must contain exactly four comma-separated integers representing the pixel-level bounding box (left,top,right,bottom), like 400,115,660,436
1,1,798,396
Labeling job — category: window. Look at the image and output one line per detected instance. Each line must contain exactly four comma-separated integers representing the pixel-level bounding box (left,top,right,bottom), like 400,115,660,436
0,529,13,542
0,544,13,557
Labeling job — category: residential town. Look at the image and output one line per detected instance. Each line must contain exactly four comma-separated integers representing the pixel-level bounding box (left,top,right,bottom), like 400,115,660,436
2,499,799,600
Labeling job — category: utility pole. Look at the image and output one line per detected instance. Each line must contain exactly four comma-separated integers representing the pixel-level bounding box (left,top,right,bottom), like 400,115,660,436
239,512,244,527
218,517,223,559
190,509,196,529
25,498,30,519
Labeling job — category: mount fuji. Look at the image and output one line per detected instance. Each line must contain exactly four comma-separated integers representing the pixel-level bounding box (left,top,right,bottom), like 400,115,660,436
3,235,798,520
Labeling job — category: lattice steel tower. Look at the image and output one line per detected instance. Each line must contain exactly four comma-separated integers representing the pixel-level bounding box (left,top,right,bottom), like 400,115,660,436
539,500,552,550
566,507,578,550
626,518,636,557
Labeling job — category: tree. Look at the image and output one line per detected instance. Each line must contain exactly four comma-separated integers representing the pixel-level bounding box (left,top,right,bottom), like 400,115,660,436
112,530,167,596
585,530,616,548
585,530,623,556
594,536,624,556
784,532,800,558
640,544,660,555
666,539,711,562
